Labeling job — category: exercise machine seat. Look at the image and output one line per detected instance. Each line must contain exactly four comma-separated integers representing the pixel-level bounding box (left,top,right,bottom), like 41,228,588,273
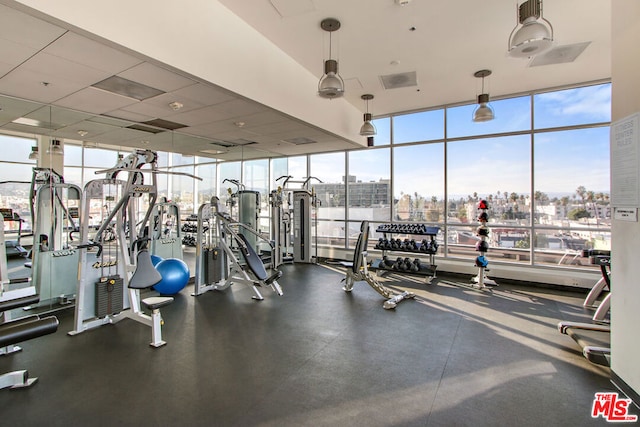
129,249,163,289
237,233,268,281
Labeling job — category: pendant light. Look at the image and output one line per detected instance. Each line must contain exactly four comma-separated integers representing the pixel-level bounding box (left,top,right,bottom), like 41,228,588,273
473,70,495,123
47,139,64,155
28,145,38,160
508,0,554,58
318,18,344,99
359,94,376,136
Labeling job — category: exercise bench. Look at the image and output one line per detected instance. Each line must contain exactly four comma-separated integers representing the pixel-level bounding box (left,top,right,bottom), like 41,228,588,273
0,294,59,389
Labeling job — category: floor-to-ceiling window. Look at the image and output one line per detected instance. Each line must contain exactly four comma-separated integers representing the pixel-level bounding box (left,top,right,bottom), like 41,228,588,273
0,81,611,272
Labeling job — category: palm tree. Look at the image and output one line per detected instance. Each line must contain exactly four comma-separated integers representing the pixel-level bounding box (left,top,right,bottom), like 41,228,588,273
576,186,587,209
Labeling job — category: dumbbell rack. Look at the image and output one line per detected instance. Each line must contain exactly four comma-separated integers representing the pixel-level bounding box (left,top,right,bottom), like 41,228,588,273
371,223,439,284
181,214,207,247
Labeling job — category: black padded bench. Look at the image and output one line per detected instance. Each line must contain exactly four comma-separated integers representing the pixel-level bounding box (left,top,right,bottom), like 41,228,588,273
1,294,59,389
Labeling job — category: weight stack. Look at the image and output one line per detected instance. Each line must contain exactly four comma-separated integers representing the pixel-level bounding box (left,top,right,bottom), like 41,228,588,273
204,247,225,283
95,275,124,317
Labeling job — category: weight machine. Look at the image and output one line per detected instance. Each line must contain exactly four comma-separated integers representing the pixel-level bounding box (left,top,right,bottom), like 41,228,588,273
222,179,262,254
68,149,198,347
30,181,82,308
149,197,183,260
274,176,321,264
192,196,282,300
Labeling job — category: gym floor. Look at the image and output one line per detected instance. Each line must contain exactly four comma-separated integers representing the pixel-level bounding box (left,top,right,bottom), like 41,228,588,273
0,260,620,426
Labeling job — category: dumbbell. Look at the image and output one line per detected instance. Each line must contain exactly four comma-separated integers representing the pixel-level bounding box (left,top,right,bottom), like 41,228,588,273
411,258,421,272
381,256,394,269
393,257,404,270
477,225,489,237
475,240,489,252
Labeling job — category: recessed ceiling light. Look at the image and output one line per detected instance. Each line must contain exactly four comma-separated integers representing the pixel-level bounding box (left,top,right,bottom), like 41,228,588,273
168,101,184,111
234,121,245,128
77,130,88,137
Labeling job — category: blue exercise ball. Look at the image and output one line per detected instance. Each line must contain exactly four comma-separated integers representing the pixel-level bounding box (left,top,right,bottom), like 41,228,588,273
153,258,190,295
150,255,164,266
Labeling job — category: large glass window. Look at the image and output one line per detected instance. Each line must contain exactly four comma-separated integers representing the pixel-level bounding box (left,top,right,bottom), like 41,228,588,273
372,117,390,146
447,96,531,138
533,127,611,263
64,143,83,167
534,83,611,129
170,165,196,218
218,161,241,209
348,148,391,223
393,143,445,223
310,152,345,249
84,147,121,168
195,163,216,207
0,81,610,273
393,109,444,144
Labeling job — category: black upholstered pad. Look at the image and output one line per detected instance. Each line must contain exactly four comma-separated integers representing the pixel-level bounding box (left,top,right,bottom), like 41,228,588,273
0,316,58,347
237,233,267,281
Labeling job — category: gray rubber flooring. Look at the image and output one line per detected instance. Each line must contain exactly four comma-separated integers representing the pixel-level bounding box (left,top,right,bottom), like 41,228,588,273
0,262,622,426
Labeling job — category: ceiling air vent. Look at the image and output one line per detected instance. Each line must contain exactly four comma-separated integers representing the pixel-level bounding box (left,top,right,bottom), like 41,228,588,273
126,124,165,134
379,71,417,90
283,137,316,145
142,119,187,130
92,75,165,101
529,42,591,67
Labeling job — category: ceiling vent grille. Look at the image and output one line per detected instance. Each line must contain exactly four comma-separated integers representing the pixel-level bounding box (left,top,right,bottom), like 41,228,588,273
529,42,591,67
283,137,317,145
92,76,165,101
142,118,187,130
379,71,418,90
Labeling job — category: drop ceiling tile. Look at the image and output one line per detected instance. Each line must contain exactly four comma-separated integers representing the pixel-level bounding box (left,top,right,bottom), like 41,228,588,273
0,4,66,50
169,99,266,127
118,62,196,92
134,91,205,115
20,52,112,87
104,109,155,123
88,127,155,144
24,105,94,129
54,87,139,114
52,119,118,140
0,39,39,68
43,32,142,75
171,83,235,106
0,68,86,103
0,95,42,121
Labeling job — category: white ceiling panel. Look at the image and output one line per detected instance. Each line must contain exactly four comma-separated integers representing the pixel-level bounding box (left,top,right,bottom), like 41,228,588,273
0,4,66,50
117,62,196,93
54,87,139,114
19,52,112,87
0,95,42,125
171,83,236,106
0,38,39,67
103,108,155,123
43,32,142,75
0,67,86,103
